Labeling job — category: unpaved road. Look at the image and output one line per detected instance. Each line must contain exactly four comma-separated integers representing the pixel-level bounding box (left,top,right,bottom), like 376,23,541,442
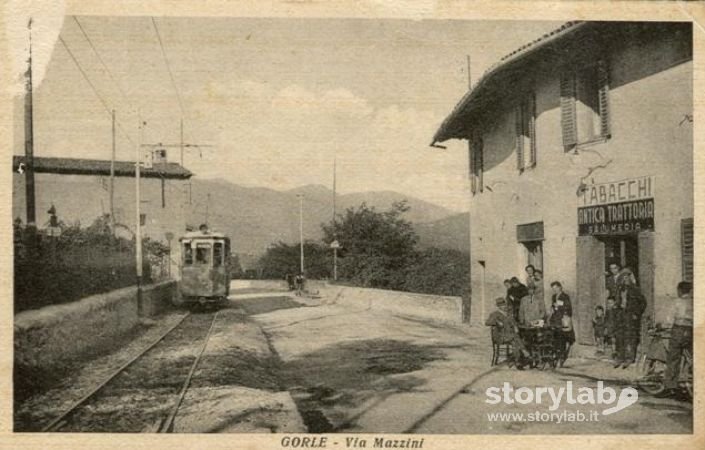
237,289,692,434
17,286,692,434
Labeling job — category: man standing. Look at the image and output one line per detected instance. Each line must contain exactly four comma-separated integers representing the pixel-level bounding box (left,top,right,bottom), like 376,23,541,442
518,284,546,326
508,277,528,320
606,261,622,300
615,269,646,369
657,281,693,398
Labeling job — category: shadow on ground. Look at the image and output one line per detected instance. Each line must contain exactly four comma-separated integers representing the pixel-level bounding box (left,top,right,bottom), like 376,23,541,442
276,338,448,432
232,296,307,315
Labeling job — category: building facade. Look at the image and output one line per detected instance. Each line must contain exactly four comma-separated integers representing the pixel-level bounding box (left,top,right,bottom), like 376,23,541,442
12,155,192,279
432,22,693,343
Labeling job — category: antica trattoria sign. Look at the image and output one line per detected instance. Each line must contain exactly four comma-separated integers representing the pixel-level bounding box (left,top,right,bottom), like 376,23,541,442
578,176,654,236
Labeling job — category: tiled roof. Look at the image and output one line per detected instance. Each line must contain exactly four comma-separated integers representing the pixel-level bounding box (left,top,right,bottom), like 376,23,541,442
12,155,192,179
432,21,587,144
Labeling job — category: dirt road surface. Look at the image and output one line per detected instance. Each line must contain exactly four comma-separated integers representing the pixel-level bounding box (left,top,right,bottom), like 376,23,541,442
234,289,692,434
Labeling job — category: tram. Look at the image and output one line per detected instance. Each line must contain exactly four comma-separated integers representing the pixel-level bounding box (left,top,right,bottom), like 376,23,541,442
178,226,231,308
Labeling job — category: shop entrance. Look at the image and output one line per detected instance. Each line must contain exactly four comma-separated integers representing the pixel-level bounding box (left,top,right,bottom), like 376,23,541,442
575,232,654,345
601,234,639,275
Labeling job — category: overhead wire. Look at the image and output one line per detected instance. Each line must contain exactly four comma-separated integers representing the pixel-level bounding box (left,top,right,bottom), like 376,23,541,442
58,35,136,146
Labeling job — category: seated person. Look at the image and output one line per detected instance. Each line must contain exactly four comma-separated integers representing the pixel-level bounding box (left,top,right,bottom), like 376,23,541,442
486,296,530,365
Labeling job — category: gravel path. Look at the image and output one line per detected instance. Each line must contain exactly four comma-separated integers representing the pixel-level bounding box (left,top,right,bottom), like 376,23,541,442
15,312,188,431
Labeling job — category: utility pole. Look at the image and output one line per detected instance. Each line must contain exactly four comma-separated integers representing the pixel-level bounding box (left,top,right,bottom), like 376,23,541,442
24,18,36,228
332,157,338,281
467,55,472,89
205,193,210,224
136,114,144,309
110,109,116,232
298,194,304,274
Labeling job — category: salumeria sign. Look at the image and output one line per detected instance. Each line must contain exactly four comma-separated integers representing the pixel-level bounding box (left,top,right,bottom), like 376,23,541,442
578,176,655,236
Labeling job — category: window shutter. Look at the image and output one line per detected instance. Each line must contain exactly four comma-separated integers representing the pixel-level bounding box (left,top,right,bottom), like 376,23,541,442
597,59,611,139
469,141,476,195
515,105,524,171
528,93,537,168
560,72,577,152
681,218,694,282
476,135,484,192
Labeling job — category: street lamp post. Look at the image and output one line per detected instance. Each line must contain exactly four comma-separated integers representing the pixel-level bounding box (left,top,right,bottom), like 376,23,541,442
297,194,304,275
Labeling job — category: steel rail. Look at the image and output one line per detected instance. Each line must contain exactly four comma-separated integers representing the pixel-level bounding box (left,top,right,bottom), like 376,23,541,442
41,313,191,432
159,311,220,433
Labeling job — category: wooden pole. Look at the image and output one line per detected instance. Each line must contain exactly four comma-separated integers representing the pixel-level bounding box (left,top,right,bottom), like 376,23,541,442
110,109,116,232
467,55,472,89
24,18,36,227
298,194,304,274
136,114,143,290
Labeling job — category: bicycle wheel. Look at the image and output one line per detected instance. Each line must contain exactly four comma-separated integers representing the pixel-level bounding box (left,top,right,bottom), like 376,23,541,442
682,353,693,400
638,357,666,395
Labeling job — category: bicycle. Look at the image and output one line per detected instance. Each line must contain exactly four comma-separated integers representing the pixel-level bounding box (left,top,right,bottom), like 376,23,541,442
636,326,693,399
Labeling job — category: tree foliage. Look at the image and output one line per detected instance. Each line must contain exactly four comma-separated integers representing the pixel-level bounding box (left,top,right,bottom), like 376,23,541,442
258,241,331,279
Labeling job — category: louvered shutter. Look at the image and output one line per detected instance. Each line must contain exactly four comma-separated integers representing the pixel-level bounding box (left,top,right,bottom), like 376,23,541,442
528,93,537,168
560,72,578,151
681,218,694,282
515,105,524,171
476,135,484,192
597,59,611,139
469,141,476,195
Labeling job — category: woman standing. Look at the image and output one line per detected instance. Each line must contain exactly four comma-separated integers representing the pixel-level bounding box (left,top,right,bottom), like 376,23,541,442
549,281,575,366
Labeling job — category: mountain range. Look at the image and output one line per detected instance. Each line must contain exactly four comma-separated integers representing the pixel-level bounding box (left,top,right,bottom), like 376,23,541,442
186,179,469,257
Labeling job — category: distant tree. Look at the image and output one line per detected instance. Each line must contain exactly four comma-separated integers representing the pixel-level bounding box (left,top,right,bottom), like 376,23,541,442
258,241,331,279
321,201,419,290
403,247,470,297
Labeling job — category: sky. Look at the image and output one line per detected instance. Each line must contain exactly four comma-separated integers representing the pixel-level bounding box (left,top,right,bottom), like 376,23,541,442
12,16,562,212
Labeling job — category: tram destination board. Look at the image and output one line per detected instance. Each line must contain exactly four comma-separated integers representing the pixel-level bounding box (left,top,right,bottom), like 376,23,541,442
578,198,655,236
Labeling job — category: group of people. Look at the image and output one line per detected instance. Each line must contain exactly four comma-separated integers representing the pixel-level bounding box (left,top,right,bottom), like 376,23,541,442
285,273,306,296
590,262,646,369
486,265,575,368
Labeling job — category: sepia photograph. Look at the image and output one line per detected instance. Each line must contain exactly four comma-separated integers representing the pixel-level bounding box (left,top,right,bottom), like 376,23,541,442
3,2,700,448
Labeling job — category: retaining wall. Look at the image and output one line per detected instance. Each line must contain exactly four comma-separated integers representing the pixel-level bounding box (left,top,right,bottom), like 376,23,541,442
14,280,176,374
316,283,464,324
230,279,288,291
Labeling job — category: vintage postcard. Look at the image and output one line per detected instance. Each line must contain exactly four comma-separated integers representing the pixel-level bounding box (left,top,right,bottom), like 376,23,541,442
0,1,703,449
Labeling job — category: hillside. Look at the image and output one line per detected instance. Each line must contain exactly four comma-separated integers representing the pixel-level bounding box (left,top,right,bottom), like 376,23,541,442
415,212,470,252
186,180,463,257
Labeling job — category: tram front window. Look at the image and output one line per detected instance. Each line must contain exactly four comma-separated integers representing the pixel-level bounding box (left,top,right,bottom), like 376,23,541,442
214,242,223,267
183,244,193,265
196,244,211,264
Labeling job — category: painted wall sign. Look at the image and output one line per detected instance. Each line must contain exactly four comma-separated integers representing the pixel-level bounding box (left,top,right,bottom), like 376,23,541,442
579,175,654,208
578,176,655,236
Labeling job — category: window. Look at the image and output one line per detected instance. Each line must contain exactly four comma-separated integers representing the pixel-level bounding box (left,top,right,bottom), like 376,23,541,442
214,242,223,267
183,243,193,265
561,60,610,151
515,93,536,171
469,133,484,194
195,243,211,264
682,218,693,282
517,222,544,270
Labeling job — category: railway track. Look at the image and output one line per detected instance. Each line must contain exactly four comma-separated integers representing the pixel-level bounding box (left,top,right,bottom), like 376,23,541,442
42,311,219,433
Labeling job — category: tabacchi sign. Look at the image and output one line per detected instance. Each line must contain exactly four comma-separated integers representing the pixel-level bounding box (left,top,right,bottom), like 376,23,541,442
578,176,655,236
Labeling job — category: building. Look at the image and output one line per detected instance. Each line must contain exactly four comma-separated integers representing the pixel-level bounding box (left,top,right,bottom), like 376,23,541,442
12,154,193,279
431,22,693,344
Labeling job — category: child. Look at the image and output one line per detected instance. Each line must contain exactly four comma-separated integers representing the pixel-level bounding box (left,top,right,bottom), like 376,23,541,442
592,305,606,354
603,296,620,358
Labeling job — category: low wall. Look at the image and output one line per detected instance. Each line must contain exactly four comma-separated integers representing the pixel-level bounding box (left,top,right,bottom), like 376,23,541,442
318,283,464,324
14,280,176,375
230,279,288,291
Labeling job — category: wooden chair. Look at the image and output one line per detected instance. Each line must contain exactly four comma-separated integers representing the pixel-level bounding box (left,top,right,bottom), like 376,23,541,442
491,326,514,366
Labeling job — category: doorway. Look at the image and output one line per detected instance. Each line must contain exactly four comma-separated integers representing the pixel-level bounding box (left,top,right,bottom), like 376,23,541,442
601,234,639,275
